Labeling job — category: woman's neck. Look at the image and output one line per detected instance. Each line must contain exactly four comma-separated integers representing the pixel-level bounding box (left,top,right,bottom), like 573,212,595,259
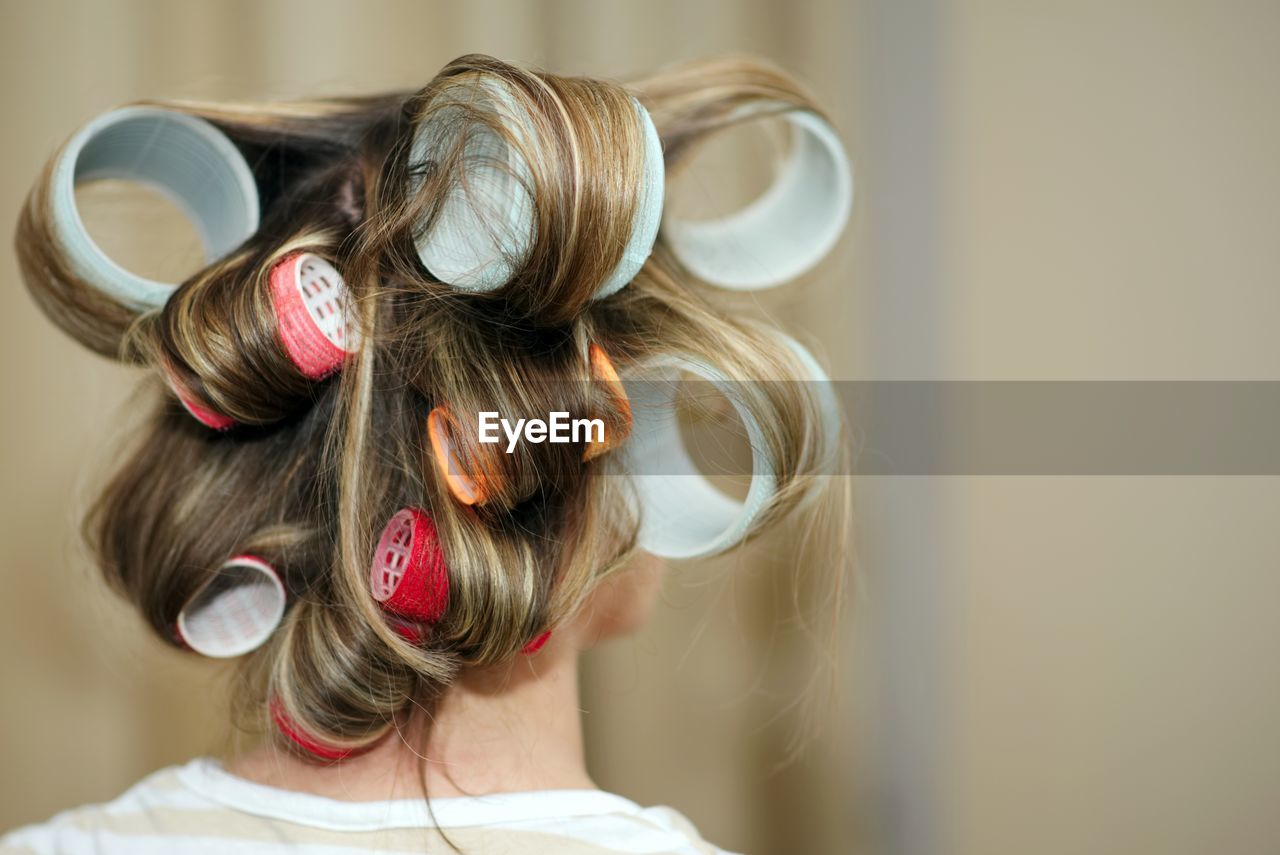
226,638,596,801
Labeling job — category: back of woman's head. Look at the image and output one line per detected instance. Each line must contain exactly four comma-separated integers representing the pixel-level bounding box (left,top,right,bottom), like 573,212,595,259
15,53,851,758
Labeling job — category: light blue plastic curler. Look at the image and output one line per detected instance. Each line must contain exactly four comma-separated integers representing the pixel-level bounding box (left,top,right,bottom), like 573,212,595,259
621,332,839,559
412,87,851,299
662,107,854,291
409,79,664,299
50,106,261,309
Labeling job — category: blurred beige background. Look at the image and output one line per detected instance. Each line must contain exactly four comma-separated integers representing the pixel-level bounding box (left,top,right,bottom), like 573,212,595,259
3,2,1280,855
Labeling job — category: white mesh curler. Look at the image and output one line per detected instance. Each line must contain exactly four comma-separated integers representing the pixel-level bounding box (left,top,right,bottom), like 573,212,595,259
621,333,836,558
175,555,286,658
50,106,260,309
409,79,664,298
662,108,853,290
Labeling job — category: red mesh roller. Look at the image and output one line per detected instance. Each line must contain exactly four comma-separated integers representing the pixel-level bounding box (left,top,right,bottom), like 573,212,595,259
521,630,552,655
162,361,236,430
269,252,360,380
369,508,449,624
384,614,426,644
269,698,360,762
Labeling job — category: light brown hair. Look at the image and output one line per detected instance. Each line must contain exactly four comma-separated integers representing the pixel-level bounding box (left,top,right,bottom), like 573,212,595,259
14,54,848,758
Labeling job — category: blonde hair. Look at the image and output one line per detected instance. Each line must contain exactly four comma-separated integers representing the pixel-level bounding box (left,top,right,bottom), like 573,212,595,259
15,54,848,757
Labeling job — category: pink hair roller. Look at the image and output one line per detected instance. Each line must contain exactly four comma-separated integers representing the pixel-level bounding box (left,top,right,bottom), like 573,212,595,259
174,555,286,658
387,616,426,644
369,508,449,624
269,698,364,763
521,631,551,656
270,252,360,380
162,361,236,430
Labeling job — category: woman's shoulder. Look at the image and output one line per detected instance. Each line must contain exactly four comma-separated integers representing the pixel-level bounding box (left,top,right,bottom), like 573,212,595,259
1,758,738,855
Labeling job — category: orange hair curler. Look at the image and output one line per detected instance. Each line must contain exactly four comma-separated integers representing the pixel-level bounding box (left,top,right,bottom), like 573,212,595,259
427,343,633,506
427,407,489,506
583,343,632,461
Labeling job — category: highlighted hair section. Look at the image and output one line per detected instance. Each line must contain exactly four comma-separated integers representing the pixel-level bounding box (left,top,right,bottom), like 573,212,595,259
15,54,852,759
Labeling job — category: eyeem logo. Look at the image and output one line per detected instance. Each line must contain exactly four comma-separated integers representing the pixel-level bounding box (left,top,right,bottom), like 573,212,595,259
478,412,605,454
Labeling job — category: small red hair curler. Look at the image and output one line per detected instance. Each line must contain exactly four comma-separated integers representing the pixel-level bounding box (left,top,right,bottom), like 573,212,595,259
174,555,286,658
162,360,236,430
269,252,360,380
369,507,449,624
269,698,363,763
521,630,551,655
163,253,358,429
386,615,426,644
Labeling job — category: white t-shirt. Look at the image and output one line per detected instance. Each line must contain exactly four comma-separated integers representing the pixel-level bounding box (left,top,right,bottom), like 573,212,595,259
1,758,734,854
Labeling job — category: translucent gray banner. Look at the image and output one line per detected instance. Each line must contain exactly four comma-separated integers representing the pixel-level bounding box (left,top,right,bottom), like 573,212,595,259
589,381,1280,475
